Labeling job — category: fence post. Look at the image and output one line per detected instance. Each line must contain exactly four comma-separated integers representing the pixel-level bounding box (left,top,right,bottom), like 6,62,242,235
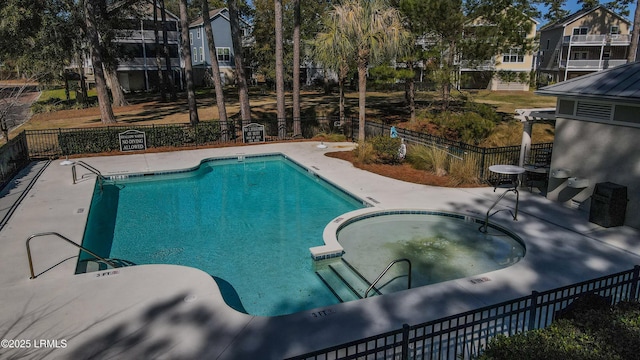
630,265,640,301
527,291,539,331
479,148,487,180
401,323,410,359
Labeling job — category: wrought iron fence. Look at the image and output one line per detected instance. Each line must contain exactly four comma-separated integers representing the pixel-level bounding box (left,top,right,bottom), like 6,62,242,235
23,116,348,159
0,132,30,189
357,121,553,182
287,265,640,360
10,117,549,185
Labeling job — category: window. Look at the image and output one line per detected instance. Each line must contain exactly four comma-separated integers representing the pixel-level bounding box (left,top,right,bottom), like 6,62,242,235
199,47,204,62
571,51,588,60
217,47,231,62
197,29,201,39
546,39,550,50
193,47,197,61
610,26,620,34
603,49,611,59
572,27,588,35
502,49,524,63
190,33,193,45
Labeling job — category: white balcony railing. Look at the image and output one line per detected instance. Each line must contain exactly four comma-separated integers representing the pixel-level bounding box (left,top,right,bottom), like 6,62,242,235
560,59,627,70
115,30,180,43
117,57,180,69
562,34,631,45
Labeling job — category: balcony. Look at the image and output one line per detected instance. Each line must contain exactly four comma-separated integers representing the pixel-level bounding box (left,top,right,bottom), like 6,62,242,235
115,30,180,43
117,57,180,70
458,59,496,71
562,34,631,46
560,59,627,70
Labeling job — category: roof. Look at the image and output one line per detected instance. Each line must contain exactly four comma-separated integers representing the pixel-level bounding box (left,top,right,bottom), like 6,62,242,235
535,62,640,101
189,8,226,27
539,5,630,31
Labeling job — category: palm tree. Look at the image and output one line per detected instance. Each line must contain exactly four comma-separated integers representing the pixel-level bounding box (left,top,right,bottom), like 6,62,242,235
275,0,286,139
329,0,410,140
201,0,229,141
312,15,355,124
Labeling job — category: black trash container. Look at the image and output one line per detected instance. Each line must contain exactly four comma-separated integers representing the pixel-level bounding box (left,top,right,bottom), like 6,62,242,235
589,182,628,227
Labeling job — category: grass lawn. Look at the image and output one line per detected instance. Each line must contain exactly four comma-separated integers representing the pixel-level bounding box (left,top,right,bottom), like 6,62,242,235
17,87,557,146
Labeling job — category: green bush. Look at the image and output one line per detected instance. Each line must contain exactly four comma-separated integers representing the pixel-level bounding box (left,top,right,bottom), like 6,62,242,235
405,144,448,175
58,122,224,155
369,136,403,164
433,111,495,144
448,156,480,186
354,141,375,164
478,299,640,360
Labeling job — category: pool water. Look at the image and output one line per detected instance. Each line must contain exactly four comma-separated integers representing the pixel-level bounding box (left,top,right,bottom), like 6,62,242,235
337,211,525,293
80,154,365,316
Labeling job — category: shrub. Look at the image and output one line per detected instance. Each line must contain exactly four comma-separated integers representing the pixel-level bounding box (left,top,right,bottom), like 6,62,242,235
449,112,496,144
369,136,403,164
354,141,375,164
448,156,480,186
405,144,448,176
478,299,640,360
465,102,501,124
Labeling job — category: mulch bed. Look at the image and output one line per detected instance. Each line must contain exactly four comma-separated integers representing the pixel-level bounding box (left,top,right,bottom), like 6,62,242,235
325,150,484,188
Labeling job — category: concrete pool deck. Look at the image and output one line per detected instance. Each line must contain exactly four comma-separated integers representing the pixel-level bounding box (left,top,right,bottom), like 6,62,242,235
1,141,639,359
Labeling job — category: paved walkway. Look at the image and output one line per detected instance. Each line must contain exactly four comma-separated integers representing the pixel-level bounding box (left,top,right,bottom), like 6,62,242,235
0,142,638,359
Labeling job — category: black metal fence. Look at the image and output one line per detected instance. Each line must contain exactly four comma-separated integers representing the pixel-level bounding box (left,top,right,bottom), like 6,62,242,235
0,132,30,189
357,120,553,181
23,116,347,159
8,117,550,184
287,265,640,360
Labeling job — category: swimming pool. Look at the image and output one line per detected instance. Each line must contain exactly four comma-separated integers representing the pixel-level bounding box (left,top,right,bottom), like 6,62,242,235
335,210,525,294
79,154,366,316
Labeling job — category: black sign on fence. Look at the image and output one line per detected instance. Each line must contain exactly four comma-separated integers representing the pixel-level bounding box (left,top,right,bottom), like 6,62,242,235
119,130,147,152
243,123,265,143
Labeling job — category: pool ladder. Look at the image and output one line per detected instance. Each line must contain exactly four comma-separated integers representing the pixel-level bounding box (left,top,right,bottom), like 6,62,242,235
26,232,122,279
480,187,520,233
72,161,106,189
365,258,412,298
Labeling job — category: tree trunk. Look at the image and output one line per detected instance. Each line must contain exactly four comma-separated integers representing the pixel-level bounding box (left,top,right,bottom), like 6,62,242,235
106,66,128,107
160,0,176,101
275,0,286,139
292,0,301,137
201,0,229,141
153,1,166,102
75,52,88,107
339,63,348,124
406,61,416,123
357,60,367,141
229,0,251,126
178,0,199,125
628,0,640,62
84,0,116,124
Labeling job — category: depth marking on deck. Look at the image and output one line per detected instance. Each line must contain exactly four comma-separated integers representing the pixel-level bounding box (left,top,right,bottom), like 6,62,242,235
311,166,320,170
366,196,380,204
469,277,491,284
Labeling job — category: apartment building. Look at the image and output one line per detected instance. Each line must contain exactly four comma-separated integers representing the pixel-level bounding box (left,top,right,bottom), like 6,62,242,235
537,5,631,84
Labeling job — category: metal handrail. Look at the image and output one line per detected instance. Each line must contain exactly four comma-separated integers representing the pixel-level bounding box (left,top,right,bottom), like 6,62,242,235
480,186,520,233
72,161,106,186
26,231,120,279
365,258,412,298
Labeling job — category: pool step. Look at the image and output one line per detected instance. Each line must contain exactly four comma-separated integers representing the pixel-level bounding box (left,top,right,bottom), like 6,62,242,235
76,258,136,273
316,259,381,303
